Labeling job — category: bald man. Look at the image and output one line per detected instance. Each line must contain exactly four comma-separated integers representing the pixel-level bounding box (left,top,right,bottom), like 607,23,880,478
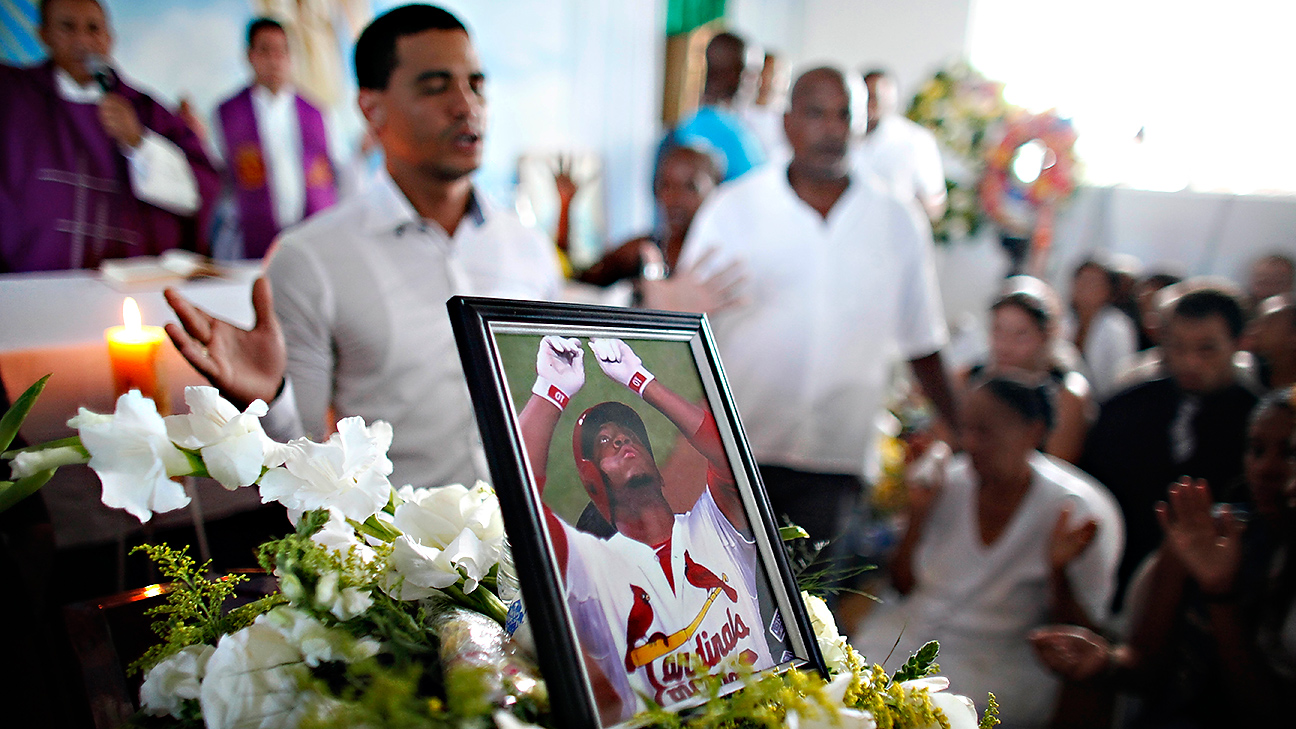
668,32,765,181
0,0,219,272
678,67,958,550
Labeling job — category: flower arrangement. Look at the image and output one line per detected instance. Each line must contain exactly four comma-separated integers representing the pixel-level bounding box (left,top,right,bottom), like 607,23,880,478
906,62,1013,242
1,376,999,729
979,110,1079,237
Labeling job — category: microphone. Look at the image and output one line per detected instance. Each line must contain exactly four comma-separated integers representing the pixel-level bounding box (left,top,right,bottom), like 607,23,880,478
84,54,116,93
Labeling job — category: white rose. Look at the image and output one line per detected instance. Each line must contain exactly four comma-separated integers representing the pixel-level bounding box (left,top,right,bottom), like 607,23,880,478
165,386,285,490
258,417,394,523
389,482,504,596
139,644,215,718
900,677,980,729
199,620,310,729
802,592,851,675
70,391,193,522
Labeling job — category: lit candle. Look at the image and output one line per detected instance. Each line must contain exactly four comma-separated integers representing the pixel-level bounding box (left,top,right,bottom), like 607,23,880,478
106,297,168,411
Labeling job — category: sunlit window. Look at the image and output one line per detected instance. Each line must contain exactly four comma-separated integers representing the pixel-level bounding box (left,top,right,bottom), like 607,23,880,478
967,0,1296,194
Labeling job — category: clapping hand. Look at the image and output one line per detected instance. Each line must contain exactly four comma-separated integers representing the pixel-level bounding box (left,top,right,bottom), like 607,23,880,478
533,335,585,409
1029,625,1111,682
589,338,654,396
1156,477,1244,597
163,277,286,409
553,153,579,208
1049,505,1099,570
638,247,747,315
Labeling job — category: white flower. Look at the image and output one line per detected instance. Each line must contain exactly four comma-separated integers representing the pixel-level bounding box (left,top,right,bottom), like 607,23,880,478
70,391,193,522
139,644,215,718
199,620,311,729
900,677,979,729
310,507,377,563
261,606,380,667
384,482,505,598
258,417,394,523
9,445,88,479
314,570,374,621
165,386,285,490
802,592,850,675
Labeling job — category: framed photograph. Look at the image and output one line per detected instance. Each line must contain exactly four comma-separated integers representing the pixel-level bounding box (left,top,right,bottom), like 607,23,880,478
449,297,826,729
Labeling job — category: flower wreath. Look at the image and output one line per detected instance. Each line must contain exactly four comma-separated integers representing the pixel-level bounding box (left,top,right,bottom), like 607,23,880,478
979,110,1078,232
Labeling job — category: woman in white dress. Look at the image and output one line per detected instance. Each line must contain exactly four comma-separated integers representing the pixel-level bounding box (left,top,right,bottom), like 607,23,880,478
1064,258,1138,401
851,377,1123,729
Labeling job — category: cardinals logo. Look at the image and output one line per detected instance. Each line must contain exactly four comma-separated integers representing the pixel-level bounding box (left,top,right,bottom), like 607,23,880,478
623,551,740,670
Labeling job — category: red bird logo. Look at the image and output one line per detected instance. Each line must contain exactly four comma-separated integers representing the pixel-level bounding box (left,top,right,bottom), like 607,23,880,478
625,585,657,671
684,551,737,602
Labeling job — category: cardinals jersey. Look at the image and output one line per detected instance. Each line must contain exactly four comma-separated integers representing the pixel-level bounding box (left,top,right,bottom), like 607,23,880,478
560,487,779,720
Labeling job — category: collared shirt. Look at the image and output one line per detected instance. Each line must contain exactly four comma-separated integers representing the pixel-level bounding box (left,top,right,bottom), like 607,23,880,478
681,164,948,478
262,169,562,489
250,84,306,229
53,67,200,215
853,114,946,204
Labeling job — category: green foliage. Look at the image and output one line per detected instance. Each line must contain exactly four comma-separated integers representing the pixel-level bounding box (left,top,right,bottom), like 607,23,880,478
296,660,456,729
0,374,49,452
979,693,1001,729
128,544,272,676
891,641,941,683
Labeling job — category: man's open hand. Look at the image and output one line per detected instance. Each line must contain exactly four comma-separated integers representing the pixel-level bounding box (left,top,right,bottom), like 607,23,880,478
164,277,287,408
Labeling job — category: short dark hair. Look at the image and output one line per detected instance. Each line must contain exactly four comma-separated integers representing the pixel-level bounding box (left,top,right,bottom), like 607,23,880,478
354,4,468,90
993,276,1060,333
247,17,286,49
1171,284,1247,340
1074,256,1121,294
653,144,722,190
975,376,1056,435
862,68,892,84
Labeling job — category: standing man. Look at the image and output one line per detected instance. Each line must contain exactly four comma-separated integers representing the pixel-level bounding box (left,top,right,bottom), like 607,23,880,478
164,5,561,490
669,32,765,182
214,18,338,259
854,69,947,222
680,67,959,552
0,0,219,272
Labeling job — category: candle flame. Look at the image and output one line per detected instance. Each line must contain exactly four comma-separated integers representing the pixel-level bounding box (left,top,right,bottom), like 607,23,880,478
123,297,142,334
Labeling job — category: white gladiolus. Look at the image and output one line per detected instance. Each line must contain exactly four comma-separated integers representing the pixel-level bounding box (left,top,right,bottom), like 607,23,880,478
199,620,311,729
313,570,374,621
70,391,193,522
258,417,394,523
9,445,88,479
165,386,285,490
139,643,215,718
262,606,380,667
310,507,377,563
386,482,505,597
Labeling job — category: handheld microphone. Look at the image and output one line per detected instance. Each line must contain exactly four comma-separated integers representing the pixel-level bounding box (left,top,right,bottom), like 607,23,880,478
84,54,116,93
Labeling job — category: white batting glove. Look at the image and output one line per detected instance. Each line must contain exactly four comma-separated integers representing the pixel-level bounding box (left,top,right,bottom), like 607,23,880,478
589,338,655,396
533,335,584,409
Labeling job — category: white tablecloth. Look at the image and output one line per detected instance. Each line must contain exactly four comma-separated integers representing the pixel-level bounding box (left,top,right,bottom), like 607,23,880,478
0,264,265,547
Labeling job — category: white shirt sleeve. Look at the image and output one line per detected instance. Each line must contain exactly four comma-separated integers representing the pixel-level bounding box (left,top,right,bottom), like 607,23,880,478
267,242,337,440
259,378,307,443
124,130,201,216
914,128,948,201
1085,308,1139,399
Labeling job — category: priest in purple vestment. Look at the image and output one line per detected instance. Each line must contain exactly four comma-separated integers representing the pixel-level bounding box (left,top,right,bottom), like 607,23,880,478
0,0,219,273
213,18,338,259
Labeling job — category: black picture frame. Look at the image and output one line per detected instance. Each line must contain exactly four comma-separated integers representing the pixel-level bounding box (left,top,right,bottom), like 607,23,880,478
449,296,826,729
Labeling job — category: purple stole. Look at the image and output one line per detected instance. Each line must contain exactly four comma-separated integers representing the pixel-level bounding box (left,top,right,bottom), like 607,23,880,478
0,62,219,273
217,87,337,258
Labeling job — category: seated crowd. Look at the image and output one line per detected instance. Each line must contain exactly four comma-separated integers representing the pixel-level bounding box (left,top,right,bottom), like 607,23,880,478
2,2,1295,728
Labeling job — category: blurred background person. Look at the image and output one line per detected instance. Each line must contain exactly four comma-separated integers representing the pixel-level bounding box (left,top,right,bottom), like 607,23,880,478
960,276,1092,464
853,376,1122,729
0,0,218,272
668,31,765,182
739,50,790,161
1064,257,1139,401
1033,388,1296,728
1245,295,1296,391
212,17,339,260
853,68,946,222
1246,253,1295,313
1133,271,1184,351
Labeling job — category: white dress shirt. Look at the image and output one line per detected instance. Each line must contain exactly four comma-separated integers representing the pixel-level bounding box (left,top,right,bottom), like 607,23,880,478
1063,306,1139,401
250,84,306,229
54,67,200,216
261,169,562,490
853,114,946,205
681,164,948,478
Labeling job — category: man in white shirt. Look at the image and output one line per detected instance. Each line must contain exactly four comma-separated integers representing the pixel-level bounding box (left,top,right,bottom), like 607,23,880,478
0,0,218,272
680,67,959,548
854,69,946,222
163,4,561,490
212,18,339,259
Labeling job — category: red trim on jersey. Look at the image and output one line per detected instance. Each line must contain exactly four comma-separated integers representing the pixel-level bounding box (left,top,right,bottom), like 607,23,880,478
652,536,675,592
